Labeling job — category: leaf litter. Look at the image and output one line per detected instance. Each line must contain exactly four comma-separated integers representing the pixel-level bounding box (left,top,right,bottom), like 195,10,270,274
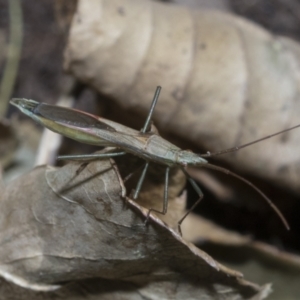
0,155,270,299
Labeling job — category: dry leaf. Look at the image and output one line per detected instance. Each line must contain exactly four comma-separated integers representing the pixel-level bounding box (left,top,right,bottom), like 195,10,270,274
0,277,272,300
0,158,269,299
64,0,300,194
182,213,252,246
183,212,300,299
172,0,230,11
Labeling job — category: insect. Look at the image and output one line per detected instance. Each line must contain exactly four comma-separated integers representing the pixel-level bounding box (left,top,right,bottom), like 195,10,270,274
10,87,300,234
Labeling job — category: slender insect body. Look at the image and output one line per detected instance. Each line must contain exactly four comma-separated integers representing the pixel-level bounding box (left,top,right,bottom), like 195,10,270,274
11,86,299,234
98,130,207,166
100,131,182,165
11,98,207,167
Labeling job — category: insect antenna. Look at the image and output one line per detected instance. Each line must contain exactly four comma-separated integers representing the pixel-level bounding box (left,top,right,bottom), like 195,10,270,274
199,124,300,158
201,163,290,230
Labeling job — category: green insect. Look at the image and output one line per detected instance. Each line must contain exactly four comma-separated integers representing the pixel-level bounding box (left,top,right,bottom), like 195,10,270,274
11,87,298,234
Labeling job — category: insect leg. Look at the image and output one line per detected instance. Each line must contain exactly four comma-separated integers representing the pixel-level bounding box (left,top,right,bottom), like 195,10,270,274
123,164,145,183
57,151,126,161
58,151,126,179
141,86,161,133
178,167,204,236
133,162,149,199
146,167,170,221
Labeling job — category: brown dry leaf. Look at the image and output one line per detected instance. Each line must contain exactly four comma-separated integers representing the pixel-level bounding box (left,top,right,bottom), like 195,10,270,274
182,213,252,246
64,0,300,195
183,213,300,299
0,158,269,299
0,277,272,300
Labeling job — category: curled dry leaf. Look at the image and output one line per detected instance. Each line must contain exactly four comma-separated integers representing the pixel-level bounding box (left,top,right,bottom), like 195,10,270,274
65,0,300,194
0,158,268,299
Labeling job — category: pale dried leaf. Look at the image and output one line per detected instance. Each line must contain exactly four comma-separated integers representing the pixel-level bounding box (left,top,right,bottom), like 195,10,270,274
64,0,300,194
172,0,231,11
0,159,267,299
182,213,251,245
0,277,272,300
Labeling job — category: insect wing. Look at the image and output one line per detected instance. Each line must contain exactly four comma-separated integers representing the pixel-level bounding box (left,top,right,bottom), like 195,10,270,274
36,103,116,132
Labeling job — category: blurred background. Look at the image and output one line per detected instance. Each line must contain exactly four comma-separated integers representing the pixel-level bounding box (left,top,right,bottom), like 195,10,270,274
1,0,300,299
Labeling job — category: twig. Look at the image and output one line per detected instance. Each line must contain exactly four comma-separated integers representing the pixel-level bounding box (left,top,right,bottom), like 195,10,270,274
0,0,23,117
